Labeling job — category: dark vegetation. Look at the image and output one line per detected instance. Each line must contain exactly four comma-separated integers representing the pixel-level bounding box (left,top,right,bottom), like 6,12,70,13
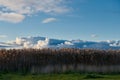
0,48,120,73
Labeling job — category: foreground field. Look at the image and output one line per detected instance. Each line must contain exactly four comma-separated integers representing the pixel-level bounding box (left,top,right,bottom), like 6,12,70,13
0,73,120,80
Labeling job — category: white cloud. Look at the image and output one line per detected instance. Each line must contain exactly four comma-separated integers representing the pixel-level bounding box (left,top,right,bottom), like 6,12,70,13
34,38,49,49
42,18,57,23
64,41,73,45
0,12,25,23
0,0,69,14
23,41,33,48
15,37,26,45
0,0,69,23
91,34,98,38
15,37,49,49
0,35,7,38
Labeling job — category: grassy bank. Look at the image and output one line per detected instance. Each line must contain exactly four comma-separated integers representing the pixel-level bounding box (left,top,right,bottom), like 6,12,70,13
0,72,120,80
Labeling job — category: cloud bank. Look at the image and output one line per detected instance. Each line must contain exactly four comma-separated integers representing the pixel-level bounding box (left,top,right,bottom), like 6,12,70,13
0,0,69,23
1,36,120,50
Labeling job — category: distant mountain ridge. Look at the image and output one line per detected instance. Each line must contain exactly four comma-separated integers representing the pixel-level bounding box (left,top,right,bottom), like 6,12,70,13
0,36,120,50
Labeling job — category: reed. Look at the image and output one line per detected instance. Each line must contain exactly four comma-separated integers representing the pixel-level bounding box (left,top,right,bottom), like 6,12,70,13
0,48,120,73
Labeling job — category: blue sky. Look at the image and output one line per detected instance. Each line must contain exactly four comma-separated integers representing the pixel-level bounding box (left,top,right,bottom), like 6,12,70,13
0,0,120,42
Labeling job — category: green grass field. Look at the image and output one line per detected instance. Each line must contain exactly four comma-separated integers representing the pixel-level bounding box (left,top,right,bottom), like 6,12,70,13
0,72,120,80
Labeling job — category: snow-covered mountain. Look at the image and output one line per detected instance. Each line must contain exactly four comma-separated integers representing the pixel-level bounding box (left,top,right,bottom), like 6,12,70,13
0,36,120,50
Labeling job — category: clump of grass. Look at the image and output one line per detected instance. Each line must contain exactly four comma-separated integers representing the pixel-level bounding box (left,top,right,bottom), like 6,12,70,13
84,74,104,79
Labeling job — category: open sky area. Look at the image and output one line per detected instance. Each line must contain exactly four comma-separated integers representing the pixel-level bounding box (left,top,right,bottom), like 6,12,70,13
0,0,120,42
